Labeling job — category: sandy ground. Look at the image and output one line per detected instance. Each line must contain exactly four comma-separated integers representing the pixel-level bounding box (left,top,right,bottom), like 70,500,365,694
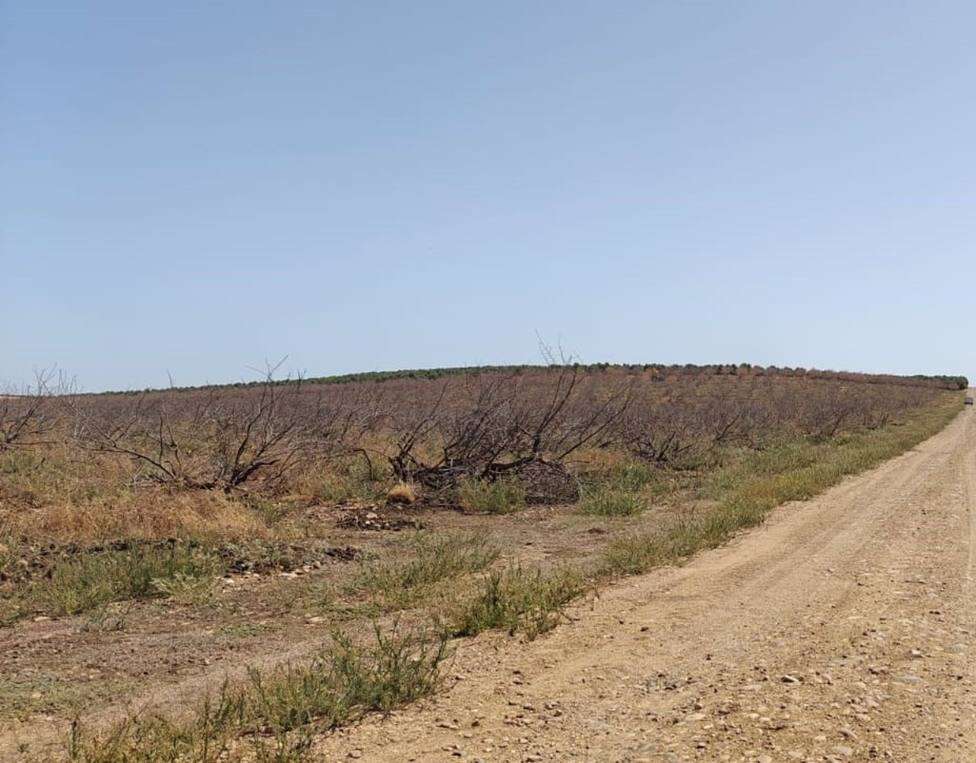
313,407,976,762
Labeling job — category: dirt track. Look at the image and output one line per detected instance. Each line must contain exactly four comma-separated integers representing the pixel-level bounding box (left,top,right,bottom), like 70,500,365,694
316,406,976,761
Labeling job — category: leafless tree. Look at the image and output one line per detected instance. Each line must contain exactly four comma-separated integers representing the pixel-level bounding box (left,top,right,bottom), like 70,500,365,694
76,365,313,491
0,368,67,452
386,366,632,496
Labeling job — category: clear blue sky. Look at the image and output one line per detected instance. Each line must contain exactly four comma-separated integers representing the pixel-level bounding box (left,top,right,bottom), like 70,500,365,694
3,2,974,391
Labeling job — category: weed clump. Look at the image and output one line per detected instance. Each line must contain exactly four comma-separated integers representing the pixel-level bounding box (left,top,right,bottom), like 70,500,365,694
578,485,643,516
350,532,498,609
67,622,450,762
449,564,583,640
30,544,222,616
303,456,393,505
457,477,526,514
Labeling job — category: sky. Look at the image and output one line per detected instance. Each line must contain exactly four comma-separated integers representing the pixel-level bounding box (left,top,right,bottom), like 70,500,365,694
2,1,975,391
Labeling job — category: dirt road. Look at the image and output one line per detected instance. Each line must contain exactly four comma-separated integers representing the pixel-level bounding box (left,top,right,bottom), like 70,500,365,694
316,406,976,761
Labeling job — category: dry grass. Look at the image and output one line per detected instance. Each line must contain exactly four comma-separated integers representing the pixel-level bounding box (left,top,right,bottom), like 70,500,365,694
384,482,418,505
0,447,273,545
12,491,273,545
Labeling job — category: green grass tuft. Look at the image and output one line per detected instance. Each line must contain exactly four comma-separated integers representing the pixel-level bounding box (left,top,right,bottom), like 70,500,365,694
449,564,584,640
578,485,643,516
31,545,222,617
457,477,526,514
350,532,498,610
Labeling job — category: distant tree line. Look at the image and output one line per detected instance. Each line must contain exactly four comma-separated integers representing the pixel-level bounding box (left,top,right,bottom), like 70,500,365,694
83,363,969,397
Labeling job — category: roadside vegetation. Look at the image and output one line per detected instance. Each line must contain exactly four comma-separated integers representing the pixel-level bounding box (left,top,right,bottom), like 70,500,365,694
66,623,450,763
0,363,965,759
348,531,498,610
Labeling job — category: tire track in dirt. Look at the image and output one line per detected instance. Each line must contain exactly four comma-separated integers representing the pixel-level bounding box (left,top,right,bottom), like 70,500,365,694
314,407,976,762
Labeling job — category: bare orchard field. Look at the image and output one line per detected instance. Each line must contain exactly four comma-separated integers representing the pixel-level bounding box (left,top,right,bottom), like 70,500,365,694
0,364,966,761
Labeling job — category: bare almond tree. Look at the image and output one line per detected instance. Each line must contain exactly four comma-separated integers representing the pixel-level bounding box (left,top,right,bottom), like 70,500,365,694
76,366,314,491
386,366,632,497
0,368,67,452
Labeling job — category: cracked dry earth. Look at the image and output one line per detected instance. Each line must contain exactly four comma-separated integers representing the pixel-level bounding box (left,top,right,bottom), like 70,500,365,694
317,407,976,762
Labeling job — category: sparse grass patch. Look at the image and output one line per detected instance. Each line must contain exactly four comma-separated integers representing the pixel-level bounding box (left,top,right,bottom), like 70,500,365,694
304,456,392,505
602,459,658,492
598,518,705,577
449,564,584,640
27,544,223,617
578,485,643,516
238,492,294,526
0,673,131,720
67,622,450,763
216,622,270,640
0,536,14,580
457,477,525,514
151,571,218,606
349,532,498,610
